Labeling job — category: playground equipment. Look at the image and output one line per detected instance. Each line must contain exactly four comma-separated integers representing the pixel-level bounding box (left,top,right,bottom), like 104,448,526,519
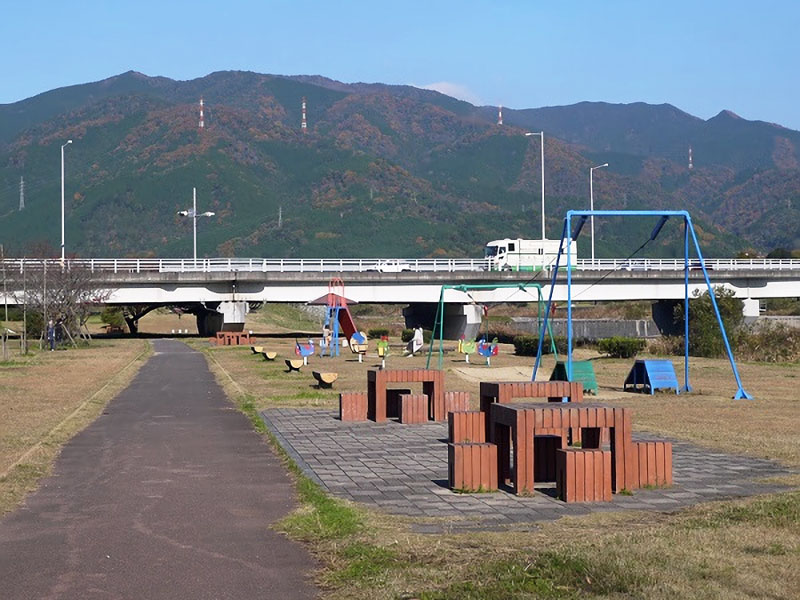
312,371,339,388
426,282,557,370
531,209,752,400
457,336,477,363
295,339,315,365
250,345,263,354
376,336,390,368
551,360,598,395
311,277,368,360
285,358,304,372
261,351,277,361
624,359,680,395
476,337,499,366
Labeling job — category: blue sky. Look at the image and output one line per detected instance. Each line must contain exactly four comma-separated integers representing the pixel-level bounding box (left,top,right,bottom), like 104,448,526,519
2,0,799,129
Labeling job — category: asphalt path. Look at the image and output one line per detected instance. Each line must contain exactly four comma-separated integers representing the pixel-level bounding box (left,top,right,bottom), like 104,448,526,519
0,339,317,599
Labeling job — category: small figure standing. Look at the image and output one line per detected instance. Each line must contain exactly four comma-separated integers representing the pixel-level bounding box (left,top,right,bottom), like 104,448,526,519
46,319,56,351
406,326,424,357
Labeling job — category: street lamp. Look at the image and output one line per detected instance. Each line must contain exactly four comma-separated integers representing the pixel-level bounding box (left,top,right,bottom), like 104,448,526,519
524,132,545,240
60,140,72,263
589,163,609,264
178,187,215,266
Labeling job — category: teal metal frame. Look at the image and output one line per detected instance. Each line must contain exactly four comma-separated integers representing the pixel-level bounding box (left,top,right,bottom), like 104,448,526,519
531,210,753,400
425,282,557,370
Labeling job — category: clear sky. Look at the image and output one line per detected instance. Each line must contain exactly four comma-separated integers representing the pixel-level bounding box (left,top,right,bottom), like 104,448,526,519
2,0,799,130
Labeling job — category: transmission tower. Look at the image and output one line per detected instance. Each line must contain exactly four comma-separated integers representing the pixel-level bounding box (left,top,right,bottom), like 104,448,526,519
19,176,24,211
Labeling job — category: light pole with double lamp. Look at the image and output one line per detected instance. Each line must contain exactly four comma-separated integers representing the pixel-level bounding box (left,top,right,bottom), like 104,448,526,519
524,132,546,240
178,187,215,267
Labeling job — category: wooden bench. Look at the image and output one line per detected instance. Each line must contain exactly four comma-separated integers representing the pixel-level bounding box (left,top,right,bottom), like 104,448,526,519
313,371,339,388
556,448,612,502
339,392,368,421
285,358,304,372
448,443,498,492
104,324,125,334
261,351,277,361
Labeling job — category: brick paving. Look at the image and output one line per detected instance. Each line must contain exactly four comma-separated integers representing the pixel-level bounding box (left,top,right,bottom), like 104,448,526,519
262,408,797,532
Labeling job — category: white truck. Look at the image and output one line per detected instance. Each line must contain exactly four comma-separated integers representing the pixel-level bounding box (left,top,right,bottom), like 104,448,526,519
484,238,577,271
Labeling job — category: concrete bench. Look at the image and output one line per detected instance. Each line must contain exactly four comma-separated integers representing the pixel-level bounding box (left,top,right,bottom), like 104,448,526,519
448,443,498,492
399,394,428,424
448,411,485,443
313,371,338,388
631,440,673,488
556,448,612,502
444,391,470,413
339,392,368,422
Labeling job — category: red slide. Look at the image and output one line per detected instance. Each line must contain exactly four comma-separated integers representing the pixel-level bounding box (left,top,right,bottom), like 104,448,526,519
337,306,359,340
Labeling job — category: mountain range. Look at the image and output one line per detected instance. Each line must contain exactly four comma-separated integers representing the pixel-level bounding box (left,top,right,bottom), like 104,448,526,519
1,70,798,259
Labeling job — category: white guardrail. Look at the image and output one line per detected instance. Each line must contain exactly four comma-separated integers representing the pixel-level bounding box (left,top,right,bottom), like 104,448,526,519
1,257,800,274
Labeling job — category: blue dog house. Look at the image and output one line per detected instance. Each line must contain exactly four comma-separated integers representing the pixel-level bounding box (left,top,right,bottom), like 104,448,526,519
624,360,680,395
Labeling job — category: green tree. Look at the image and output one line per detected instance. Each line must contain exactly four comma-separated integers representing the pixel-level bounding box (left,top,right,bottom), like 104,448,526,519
674,287,744,357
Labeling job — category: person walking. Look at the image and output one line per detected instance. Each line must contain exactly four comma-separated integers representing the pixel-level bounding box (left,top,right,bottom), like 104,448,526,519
46,319,56,351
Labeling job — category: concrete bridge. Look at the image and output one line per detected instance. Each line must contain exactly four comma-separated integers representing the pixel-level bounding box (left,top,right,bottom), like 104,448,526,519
2,257,799,337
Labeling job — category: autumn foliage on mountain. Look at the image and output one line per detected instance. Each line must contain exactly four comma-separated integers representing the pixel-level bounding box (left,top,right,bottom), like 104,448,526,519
0,71,798,258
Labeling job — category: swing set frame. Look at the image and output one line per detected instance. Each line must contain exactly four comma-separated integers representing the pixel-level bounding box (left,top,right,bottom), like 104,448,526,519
531,209,753,400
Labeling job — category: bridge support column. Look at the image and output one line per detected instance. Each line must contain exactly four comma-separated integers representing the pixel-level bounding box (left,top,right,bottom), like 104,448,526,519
403,303,482,340
742,298,760,320
652,300,681,336
195,301,249,336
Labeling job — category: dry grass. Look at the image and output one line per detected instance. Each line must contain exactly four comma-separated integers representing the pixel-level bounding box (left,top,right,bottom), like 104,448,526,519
0,338,150,514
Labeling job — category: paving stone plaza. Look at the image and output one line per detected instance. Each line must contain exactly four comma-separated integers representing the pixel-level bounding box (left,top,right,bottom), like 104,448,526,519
262,408,796,532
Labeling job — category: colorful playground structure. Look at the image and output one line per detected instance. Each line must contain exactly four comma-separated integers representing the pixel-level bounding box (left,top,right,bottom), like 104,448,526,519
311,278,369,361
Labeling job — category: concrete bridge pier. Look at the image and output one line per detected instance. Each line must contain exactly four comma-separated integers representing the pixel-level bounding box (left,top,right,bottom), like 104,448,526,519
403,303,482,340
195,301,249,336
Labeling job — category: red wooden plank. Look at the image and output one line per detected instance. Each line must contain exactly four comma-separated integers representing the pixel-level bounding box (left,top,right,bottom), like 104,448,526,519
575,449,585,501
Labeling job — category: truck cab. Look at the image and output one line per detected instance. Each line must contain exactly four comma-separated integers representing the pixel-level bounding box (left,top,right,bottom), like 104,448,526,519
484,238,577,271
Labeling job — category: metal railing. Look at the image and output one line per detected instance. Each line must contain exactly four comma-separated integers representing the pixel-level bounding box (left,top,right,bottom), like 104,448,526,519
1,257,799,274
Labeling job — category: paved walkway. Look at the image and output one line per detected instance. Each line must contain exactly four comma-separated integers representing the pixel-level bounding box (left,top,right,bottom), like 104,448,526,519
264,408,797,533
0,340,317,600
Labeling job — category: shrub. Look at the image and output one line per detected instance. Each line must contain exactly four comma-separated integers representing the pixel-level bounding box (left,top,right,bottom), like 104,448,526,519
367,328,390,340
674,287,744,358
513,335,567,356
736,322,800,362
597,337,646,358
100,307,125,328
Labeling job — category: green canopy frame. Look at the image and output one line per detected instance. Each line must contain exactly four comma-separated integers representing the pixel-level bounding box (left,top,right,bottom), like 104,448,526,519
425,282,557,370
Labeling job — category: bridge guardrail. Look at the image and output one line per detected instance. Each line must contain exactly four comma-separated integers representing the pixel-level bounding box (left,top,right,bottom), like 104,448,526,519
1,257,800,274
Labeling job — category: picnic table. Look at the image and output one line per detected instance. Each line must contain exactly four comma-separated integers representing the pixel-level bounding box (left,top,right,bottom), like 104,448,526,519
367,368,445,422
488,402,637,495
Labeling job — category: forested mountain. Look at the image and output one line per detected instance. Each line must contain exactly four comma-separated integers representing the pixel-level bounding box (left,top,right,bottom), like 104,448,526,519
1,70,797,258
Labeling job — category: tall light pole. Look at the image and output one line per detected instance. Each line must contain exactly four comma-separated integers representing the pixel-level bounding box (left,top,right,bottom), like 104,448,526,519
60,140,72,263
589,163,609,264
524,132,545,240
178,187,215,266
